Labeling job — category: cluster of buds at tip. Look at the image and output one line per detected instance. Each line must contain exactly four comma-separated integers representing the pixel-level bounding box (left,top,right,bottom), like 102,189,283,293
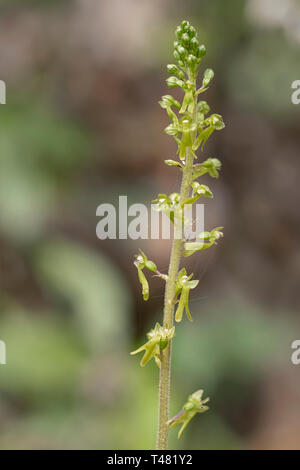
172,20,206,75
134,250,157,301
168,389,210,438
130,323,175,368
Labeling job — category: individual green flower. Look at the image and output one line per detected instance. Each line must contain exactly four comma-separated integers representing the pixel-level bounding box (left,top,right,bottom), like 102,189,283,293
152,192,182,224
192,158,221,179
159,94,181,110
164,117,197,161
137,267,149,301
206,113,225,130
183,227,224,257
192,181,213,197
164,123,180,137
168,390,210,438
130,323,175,367
134,249,157,272
198,226,223,245
175,269,199,322
179,118,196,160
184,182,213,205
179,88,194,115
134,250,157,301
159,95,180,124
197,100,210,116
193,114,225,151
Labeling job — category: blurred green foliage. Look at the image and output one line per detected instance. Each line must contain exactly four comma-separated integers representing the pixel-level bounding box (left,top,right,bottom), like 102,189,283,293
228,31,300,119
174,300,290,390
35,239,130,352
0,307,86,400
0,97,90,241
0,0,65,7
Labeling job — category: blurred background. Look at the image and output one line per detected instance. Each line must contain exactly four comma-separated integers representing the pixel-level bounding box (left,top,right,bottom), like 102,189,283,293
0,0,299,450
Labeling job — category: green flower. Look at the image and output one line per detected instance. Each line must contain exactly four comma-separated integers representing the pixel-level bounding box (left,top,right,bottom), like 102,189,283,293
192,158,221,179
206,113,225,130
164,117,197,161
193,114,225,151
159,94,181,110
130,323,175,367
159,95,180,125
184,182,213,205
134,250,157,301
168,389,210,438
183,227,224,257
152,193,182,224
179,118,195,160
175,269,199,322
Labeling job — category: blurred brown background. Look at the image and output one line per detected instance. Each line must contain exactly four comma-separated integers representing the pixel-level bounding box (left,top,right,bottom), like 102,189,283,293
0,0,300,450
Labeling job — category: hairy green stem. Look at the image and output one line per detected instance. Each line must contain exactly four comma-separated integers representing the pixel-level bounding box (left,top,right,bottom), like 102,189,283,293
156,122,195,449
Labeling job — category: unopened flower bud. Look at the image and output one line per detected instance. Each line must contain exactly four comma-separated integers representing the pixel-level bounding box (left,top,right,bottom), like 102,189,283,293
181,33,190,46
188,26,196,38
167,64,185,80
202,68,214,87
198,101,210,115
166,76,184,88
187,54,197,66
145,260,157,272
173,50,180,61
177,45,187,59
198,44,206,58
181,20,190,31
175,26,183,40
190,37,199,53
